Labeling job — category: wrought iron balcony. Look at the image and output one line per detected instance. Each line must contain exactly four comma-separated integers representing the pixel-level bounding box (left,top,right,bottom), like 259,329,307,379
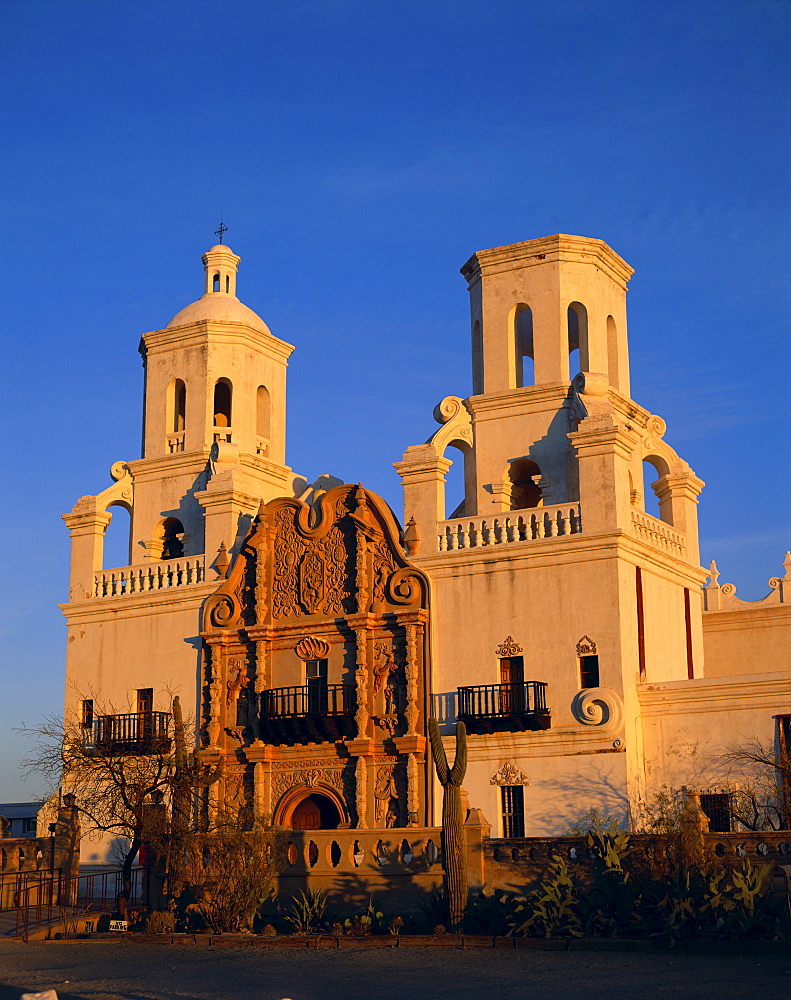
85,712,172,755
457,682,551,735
260,684,356,744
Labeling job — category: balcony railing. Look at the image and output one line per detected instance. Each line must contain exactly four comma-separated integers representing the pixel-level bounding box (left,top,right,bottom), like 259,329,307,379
457,682,551,734
437,503,582,552
84,712,172,754
261,684,356,744
92,556,206,598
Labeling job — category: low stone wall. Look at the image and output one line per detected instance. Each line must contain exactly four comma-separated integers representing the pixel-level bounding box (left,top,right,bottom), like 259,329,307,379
0,801,80,910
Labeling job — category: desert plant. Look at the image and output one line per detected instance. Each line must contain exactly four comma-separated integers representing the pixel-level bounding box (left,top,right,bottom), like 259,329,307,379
387,915,404,936
261,923,277,937
343,897,384,936
511,857,582,938
285,888,330,934
145,909,176,934
180,824,276,933
428,717,468,932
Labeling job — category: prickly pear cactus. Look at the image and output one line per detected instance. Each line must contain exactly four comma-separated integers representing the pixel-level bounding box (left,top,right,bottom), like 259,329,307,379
429,718,468,931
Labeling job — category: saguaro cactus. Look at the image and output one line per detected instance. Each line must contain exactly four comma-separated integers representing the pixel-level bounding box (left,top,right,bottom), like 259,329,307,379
428,718,468,931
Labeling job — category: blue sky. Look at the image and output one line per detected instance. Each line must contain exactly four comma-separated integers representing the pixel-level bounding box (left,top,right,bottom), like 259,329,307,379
1,0,789,798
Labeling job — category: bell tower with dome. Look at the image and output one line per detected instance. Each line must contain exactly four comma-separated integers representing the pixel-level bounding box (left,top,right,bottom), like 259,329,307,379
60,243,300,798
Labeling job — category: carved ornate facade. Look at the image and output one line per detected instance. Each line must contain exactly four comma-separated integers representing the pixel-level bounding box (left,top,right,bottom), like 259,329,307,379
200,484,429,830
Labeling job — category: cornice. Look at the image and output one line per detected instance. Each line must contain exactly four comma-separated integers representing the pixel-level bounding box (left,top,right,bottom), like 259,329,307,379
413,531,707,584
457,726,626,761
466,383,571,417
141,321,295,361
702,604,791,627
460,234,634,290
638,671,791,716
60,584,216,622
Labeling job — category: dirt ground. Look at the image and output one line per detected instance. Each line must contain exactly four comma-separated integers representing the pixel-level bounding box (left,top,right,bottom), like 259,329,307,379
0,941,789,1000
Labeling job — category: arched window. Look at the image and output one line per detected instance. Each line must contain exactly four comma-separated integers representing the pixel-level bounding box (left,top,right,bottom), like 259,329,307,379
225,275,230,293
157,517,185,560
606,315,619,386
642,457,670,522
513,305,534,388
568,302,588,381
472,320,483,394
212,272,220,292
213,379,232,427
508,457,542,510
102,503,132,569
166,378,186,433
256,385,271,439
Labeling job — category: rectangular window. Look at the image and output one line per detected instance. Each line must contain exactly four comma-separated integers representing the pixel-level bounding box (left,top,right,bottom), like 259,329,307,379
700,792,732,833
579,655,600,688
81,699,94,727
306,659,328,712
500,785,525,838
22,817,37,834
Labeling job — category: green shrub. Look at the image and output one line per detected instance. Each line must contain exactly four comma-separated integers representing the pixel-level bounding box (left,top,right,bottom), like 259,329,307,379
145,909,176,935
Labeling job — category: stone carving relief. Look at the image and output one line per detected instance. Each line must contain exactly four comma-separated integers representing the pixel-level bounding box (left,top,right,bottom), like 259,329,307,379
270,758,346,805
374,765,400,828
271,506,351,619
226,656,245,708
490,761,529,786
294,636,331,660
495,635,523,657
372,641,401,737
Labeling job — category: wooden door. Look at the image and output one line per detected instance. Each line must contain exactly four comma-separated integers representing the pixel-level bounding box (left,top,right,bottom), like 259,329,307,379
291,797,322,830
499,657,524,712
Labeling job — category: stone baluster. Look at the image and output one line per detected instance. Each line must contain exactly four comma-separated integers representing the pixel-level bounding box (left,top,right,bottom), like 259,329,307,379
407,752,420,826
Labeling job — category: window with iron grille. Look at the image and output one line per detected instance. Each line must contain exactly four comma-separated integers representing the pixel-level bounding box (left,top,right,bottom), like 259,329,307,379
700,792,732,833
779,714,791,826
500,785,525,838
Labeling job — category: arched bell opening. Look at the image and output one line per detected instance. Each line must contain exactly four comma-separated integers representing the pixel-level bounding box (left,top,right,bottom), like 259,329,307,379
275,785,348,831
153,516,185,560
508,457,543,510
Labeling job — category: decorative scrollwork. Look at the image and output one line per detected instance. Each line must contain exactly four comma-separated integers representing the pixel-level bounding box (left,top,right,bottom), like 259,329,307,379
210,595,237,627
387,568,422,606
495,635,522,657
576,635,597,656
490,761,529,786
571,687,623,729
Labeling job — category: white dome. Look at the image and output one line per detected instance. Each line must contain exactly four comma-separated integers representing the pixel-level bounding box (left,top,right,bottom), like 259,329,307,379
166,293,270,333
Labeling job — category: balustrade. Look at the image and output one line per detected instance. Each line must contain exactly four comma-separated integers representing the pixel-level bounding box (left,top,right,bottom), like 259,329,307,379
92,556,206,598
630,510,686,556
437,503,582,552
87,711,172,754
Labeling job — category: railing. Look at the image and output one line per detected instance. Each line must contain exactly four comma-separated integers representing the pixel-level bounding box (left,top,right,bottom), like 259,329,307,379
14,866,143,941
213,425,233,444
261,685,356,744
458,682,551,734
92,556,206,598
85,712,172,754
437,503,582,552
630,510,686,557
165,431,185,453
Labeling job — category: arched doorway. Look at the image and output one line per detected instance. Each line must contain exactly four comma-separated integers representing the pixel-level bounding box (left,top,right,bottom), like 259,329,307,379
290,793,341,831
275,785,347,830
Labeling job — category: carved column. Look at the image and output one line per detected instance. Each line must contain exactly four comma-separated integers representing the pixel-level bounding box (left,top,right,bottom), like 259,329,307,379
355,756,368,829
250,638,269,743
407,752,420,826
354,630,369,738
206,647,223,749
404,624,419,736
253,761,271,823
